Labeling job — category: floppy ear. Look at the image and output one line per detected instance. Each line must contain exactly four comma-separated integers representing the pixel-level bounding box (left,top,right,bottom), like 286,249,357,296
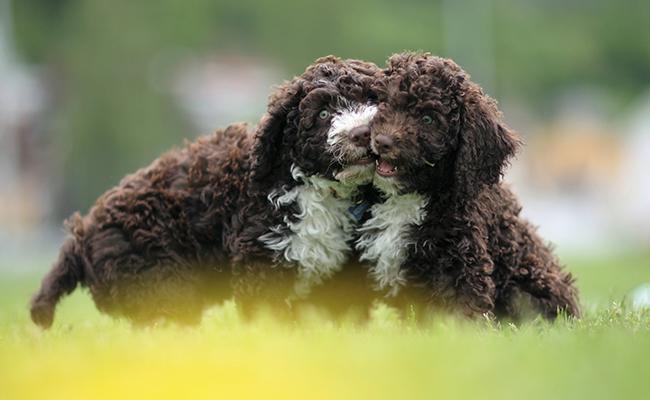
454,86,522,198
248,79,303,193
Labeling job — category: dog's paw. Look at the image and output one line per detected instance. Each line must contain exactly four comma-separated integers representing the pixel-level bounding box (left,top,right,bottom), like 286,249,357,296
30,301,54,329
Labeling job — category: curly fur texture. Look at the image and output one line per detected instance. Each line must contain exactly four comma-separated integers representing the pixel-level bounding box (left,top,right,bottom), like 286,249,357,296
228,56,380,315
30,124,251,328
30,56,380,328
363,52,580,320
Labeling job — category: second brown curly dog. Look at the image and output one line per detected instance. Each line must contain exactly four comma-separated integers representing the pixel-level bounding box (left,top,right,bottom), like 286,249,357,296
358,52,580,320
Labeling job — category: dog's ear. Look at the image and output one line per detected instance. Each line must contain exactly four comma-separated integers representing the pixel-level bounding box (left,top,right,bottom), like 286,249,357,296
454,85,522,197
248,79,304,193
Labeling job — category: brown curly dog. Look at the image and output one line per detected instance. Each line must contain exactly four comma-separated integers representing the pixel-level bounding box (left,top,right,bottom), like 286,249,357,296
30,56,380,328
356,52,580,320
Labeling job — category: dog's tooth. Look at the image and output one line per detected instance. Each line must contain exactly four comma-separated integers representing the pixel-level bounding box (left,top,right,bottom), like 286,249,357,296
422,158,436,168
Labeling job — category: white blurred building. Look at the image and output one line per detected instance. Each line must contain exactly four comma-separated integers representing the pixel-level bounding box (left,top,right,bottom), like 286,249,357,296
0,0,49,232
0,0,60,274
508,88,650,253
172,54,281,132
618,91,650,245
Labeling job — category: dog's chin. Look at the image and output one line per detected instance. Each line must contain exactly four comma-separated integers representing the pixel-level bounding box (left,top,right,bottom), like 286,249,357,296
334,158,375,186
372,173,402,196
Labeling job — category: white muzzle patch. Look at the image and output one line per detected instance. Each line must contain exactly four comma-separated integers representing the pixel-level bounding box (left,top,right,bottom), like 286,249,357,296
327,103,377,185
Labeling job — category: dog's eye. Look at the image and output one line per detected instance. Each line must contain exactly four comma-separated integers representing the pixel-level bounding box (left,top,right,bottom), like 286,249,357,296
319,110,330,120
421,115,433,125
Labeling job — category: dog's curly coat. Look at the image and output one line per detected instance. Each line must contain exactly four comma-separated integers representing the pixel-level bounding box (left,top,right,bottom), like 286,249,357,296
227,56,380,316
30,56,379,328
361,52,580,320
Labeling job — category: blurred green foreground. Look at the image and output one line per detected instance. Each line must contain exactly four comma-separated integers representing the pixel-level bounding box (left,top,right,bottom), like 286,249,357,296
1,252,649,400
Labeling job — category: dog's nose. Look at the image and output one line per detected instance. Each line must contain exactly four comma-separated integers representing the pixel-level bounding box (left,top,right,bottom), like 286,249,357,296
373,134,394,154
349,125,371,147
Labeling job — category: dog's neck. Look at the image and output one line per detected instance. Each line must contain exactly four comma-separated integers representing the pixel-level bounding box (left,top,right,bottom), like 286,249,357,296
259,165,362,298
356,191,428,296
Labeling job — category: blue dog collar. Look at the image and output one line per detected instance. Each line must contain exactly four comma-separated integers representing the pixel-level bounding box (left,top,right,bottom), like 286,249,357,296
348,202,370,223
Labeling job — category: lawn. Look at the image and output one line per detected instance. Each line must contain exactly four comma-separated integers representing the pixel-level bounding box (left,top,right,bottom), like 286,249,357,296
1,252,649,400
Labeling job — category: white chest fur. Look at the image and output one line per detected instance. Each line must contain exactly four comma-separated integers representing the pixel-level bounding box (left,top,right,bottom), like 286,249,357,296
259,166,357,297
356,193,428,296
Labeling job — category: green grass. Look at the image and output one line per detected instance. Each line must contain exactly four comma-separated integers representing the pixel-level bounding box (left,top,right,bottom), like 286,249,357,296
1,252,649,400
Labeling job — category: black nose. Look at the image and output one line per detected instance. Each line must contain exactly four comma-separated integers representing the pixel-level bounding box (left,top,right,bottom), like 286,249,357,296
373,134,394,154
349,125,371,147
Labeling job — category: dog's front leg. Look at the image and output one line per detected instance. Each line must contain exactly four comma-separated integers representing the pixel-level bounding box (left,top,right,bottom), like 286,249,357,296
443,237,497,319
231,259,296,321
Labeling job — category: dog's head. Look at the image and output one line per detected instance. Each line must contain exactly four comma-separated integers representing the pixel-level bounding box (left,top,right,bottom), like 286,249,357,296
370,52,522,198
249,56,379,194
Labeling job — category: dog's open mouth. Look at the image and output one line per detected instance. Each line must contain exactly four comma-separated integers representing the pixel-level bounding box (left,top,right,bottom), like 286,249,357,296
376,159,398,177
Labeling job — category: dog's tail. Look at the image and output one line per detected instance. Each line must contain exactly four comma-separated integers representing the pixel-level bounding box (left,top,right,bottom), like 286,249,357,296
30,215,86,329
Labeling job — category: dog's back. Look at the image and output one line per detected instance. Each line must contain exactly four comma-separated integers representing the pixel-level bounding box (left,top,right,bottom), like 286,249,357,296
30,123,254,328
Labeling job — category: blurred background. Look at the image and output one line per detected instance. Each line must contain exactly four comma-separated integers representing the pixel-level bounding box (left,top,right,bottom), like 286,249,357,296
1,0,648,281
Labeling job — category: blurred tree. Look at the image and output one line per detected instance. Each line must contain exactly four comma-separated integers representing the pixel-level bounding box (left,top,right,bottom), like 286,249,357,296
10,0,650,217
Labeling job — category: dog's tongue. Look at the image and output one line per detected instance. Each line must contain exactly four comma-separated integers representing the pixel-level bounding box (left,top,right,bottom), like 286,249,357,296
376,160,397,177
